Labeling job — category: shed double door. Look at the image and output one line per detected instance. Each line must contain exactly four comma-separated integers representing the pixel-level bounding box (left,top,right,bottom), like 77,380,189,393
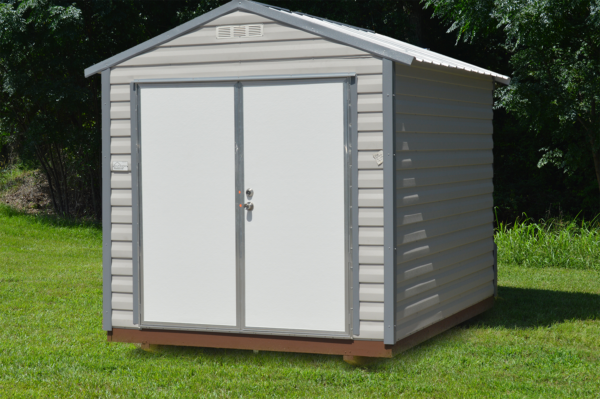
139,79,348,336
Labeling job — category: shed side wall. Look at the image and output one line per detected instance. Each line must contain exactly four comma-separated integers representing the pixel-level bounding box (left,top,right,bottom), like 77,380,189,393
393,61,495,342
107,11,385,340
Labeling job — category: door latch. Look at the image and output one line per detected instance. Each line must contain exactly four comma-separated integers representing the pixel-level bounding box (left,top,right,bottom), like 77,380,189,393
244,202,254,211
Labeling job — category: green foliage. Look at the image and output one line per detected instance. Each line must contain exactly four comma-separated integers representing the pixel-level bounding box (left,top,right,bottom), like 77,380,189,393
1,207,599,397
424,0,600,199
495,211,600,270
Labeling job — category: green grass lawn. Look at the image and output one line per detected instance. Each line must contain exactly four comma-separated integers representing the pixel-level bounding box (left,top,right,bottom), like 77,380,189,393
1,205,599,398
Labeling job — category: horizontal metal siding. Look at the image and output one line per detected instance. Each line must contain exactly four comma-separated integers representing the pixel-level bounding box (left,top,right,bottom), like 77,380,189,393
394,61,495,342
108,12,384,338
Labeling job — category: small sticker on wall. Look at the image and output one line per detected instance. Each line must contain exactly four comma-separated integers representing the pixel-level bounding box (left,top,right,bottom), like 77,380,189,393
112,161,129,171
373,150,384,166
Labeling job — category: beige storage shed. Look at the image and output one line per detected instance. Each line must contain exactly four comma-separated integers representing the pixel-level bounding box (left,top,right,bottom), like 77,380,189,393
85,0,510,361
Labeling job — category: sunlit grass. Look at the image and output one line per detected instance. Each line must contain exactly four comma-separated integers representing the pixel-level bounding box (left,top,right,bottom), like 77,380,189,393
0,204,599,398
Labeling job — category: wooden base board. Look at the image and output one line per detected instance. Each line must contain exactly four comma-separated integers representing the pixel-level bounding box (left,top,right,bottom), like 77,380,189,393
108,296,494,358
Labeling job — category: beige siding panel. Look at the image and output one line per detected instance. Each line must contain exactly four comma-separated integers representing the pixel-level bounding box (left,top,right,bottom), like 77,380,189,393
396,133,493,152
396,282,494,340
112,241,133,259
111,224,133,241
397,180,493,208
398,238,493,281
111,259,133,276
110,155,131,166
358,94,383,112
357,321,384,340
396,114,493,135
112,293,134,311
359,227,384,245
397,194,493,227
358,189,384,207
359,265,384,283
111,57,382,84
357,74,382,93
398,223,493,263
163,23,320,47
111,102,130,119
359,283,384,302
359,246,384,264
397,208,493,245
358,113,383,132
120,39,369,67
396,76,492,105
111,173,132,189
110,84,130,102
395,95,492,120
396,150,492,171
396,164,493,189
358,170,383,188
111,207,133,224
359,208,383,226
357,132,383,150
111,189,132,206
360,302,384,321
397,268,494,319
203,11,274,26
112,276,133,293
396,62,493,90
397,253,494,302
111,119,131,137
111,137,131,154
112,310,137,328
358,150,385,169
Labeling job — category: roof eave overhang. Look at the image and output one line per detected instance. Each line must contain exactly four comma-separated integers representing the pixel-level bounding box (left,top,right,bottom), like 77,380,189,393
84,0,415,78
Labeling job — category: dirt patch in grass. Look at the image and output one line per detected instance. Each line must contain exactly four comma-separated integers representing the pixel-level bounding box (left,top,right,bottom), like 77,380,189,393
0,169,54,215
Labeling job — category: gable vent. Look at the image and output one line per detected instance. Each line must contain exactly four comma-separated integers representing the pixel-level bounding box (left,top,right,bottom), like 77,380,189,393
216,24,264,39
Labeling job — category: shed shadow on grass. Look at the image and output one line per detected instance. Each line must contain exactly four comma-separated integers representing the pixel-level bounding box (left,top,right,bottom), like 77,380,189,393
462,286,600,329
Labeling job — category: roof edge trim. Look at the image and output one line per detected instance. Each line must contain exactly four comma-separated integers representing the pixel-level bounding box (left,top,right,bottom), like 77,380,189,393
84,0,415,78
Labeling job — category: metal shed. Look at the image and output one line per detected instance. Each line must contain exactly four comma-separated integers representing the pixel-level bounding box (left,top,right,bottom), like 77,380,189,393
85,0,510,361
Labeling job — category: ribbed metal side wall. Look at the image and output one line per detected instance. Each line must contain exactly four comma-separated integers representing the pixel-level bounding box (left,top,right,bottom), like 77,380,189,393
106,11,385,340
393,61,495,342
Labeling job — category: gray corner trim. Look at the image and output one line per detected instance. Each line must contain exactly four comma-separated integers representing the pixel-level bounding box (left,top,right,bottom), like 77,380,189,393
493,76,511,85
101,69,112,331
131,82,141,325
84,0,414,78
382,59,396,345
493,242,498,297
350,76,360,336
132,73,356,85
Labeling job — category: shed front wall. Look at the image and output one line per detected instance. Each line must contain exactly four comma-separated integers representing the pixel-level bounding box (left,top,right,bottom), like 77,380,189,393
106,11,385,340
393,61,496,342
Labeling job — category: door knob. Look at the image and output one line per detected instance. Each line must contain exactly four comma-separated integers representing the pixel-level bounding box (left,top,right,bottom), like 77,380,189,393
245,188,254,197
244,202,254,211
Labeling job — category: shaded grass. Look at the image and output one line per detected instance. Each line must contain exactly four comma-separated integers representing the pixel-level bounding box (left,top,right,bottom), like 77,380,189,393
495,212,600,270
1,205,599,398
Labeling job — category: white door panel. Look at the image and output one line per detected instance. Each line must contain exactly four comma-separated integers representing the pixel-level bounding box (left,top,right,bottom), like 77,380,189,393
140,84,237,326
243,81,347,332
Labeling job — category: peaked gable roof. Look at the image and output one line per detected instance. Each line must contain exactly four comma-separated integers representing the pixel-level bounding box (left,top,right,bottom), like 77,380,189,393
85,0,510,84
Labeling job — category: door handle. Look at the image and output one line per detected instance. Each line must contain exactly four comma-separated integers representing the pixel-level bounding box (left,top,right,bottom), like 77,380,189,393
244,202,254,211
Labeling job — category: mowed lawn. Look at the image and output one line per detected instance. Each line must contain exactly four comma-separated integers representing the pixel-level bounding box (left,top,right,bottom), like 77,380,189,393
1,205,599,398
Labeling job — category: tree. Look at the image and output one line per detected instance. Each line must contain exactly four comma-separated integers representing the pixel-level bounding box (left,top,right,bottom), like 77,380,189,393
424,0,600,202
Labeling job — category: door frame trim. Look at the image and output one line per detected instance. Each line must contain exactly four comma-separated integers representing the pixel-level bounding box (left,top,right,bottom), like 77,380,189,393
131,74,357,339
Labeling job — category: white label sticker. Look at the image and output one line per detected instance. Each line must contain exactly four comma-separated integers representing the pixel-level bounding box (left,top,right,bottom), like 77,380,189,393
112,161,129,171
373,150,384,166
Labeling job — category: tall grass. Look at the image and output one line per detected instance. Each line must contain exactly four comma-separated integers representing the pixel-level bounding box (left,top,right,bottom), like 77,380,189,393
495,211,600,271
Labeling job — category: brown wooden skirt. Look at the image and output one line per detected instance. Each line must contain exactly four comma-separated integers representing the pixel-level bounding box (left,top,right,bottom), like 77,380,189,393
108,296,494,358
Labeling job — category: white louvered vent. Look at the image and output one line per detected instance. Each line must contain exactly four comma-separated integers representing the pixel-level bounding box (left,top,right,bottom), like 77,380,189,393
216,24,264,39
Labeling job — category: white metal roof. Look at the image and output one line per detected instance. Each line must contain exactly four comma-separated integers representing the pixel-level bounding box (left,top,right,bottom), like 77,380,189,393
85,0,510,84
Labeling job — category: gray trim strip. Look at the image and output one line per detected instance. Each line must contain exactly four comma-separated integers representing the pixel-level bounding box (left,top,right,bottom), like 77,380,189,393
382,59,396,345
101,69,112,331
350,76,360,336
84,0,414,78
235,82,245,330
133,73,356,84
131,82,141,326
